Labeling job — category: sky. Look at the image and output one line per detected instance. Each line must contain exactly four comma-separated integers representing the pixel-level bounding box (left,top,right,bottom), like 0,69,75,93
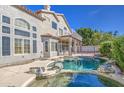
25,5,124,35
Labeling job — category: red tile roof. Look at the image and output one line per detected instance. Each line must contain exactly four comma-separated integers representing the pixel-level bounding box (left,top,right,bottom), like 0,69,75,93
12,5,45,21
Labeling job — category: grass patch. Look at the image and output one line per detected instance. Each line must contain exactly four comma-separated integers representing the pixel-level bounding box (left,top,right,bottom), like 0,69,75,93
98,75,124,87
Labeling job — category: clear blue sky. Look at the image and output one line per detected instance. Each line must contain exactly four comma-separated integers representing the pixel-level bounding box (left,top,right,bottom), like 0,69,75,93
25,5,124,35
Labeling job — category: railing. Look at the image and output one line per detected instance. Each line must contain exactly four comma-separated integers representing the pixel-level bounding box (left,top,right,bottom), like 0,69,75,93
81,46,99,53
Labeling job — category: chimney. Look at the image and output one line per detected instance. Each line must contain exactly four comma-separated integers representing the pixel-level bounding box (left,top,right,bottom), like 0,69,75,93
44,5,51,11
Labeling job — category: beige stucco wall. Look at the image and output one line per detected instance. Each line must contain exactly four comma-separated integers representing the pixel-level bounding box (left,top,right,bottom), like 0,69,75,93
39,13,59,37
38,11,72,37
57,15,72,35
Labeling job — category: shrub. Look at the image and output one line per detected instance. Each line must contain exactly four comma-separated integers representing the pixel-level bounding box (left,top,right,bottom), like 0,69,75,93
112,36,124,71
99,41,112,58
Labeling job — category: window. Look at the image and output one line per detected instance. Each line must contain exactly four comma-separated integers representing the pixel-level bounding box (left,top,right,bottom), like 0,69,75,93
51,42,54,51
55,43,58,51
32,26,37,31
33,40,37,53
45,41,48,52
33,33,37,38
15,18,30,30
51,42,57,51
64,27,69,35
15,29,30,37
2,15,10,24
2,36,10,56
15,39,22,54
24,39,30,53
2,26,10,34
64,27,67,30
52,21,57,30
59,28,63,36
15,39,30,54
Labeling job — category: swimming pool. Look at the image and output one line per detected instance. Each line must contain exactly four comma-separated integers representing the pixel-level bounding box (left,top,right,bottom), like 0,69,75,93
30,73,106,87
62,57,105,71
29,57,124,87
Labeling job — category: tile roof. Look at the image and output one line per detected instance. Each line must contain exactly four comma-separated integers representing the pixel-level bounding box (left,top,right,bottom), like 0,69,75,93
12,5,45,21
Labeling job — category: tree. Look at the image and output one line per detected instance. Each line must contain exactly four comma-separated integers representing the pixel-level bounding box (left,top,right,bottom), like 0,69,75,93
112,36,124,71
76,28,94,45
99,41,113,58
113,30,118,36
101,33,113,42
76,28,113,46
92,32,102,45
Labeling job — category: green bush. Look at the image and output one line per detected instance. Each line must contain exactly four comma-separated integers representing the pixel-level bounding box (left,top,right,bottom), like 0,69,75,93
112,36,124,71
99,41,112,58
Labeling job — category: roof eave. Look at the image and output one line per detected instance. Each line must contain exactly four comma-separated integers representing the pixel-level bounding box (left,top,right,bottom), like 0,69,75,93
12,5,44,21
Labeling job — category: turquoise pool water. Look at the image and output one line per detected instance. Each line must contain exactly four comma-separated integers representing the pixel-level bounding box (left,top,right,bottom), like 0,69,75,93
63,57,105,71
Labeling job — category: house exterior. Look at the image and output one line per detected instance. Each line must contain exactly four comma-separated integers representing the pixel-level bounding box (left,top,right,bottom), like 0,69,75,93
0,5,43,65
0,5,82,65
35,5,82,58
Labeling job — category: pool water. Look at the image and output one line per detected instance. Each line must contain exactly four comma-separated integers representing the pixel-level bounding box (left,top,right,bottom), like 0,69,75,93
63,57,105,71
30,73,106,87
67,73,105,87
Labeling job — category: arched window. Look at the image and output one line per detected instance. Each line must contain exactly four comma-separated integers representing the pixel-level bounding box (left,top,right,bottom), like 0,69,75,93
15,18,30,30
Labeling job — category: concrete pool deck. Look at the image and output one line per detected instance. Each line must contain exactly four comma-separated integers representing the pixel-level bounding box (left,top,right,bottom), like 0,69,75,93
0,59,55,87
0,54,68,87
0,53,124,87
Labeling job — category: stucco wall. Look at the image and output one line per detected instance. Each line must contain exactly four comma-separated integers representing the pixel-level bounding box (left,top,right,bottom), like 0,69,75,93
38,12,72,37
57,15,71,35
72,32,82,41
39,13,59,37
0,5,43,65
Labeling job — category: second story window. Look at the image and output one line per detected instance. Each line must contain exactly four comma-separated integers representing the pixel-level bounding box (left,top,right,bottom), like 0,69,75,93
2,26,10,34
2,15,10,24
15,18,30,30
64,27,69,35
59,28,63,36
64,27,67,31
33,33,37,38
32,26,37,31
52,21,57,30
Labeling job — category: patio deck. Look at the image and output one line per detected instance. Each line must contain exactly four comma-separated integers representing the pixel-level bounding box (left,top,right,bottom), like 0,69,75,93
0,60,54,87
